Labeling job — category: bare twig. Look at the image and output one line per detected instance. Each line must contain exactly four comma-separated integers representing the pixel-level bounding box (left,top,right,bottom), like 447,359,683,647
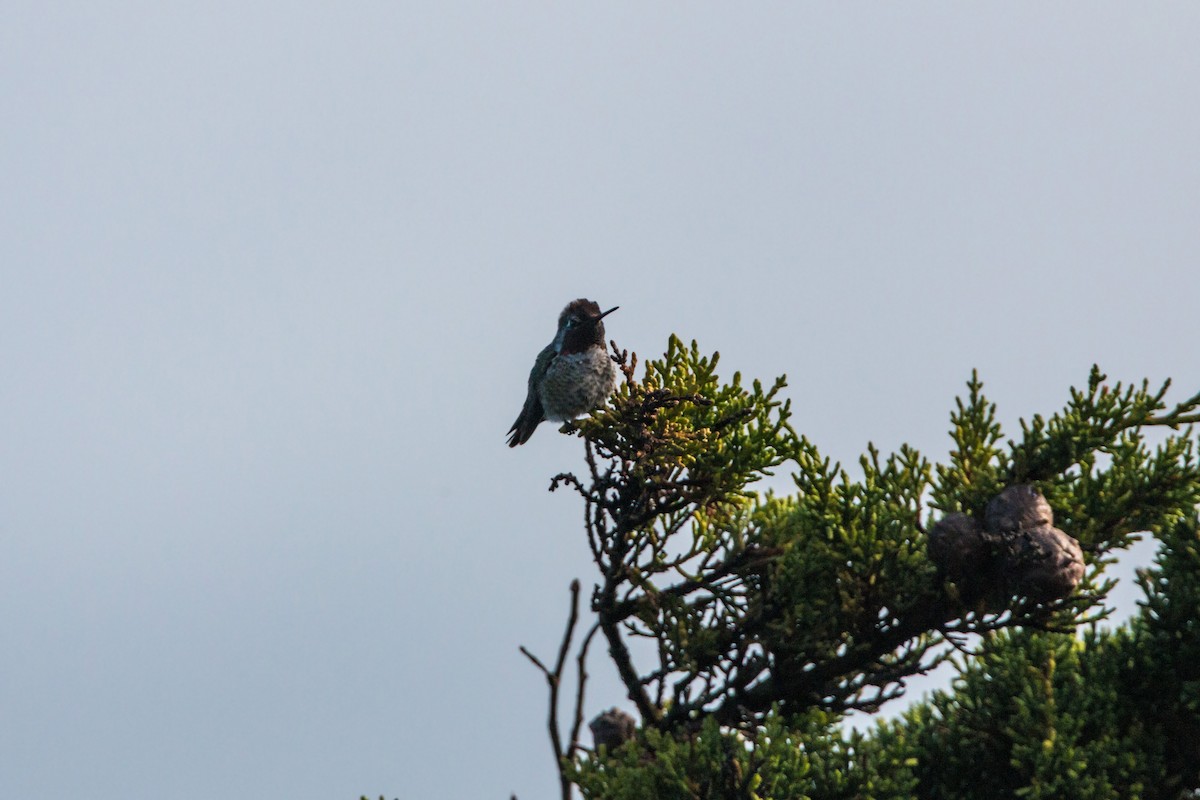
567,622,601,759
519,580,583,800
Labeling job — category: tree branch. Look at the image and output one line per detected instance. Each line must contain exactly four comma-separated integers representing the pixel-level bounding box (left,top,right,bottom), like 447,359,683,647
519,580,583,800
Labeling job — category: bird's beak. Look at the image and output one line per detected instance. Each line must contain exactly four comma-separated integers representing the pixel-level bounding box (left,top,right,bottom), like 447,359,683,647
596,306,619,320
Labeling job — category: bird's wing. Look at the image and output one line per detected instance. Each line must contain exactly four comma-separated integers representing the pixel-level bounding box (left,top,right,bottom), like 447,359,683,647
506,346,554,446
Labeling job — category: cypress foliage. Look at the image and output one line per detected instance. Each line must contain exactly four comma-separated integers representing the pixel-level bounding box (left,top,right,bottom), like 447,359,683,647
520,337,1200,800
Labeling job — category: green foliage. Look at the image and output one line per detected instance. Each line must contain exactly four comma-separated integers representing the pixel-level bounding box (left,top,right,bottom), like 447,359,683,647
899,631,1164,799
523,337,1200,799
572,711,919,800
760,441,942,714
899,517,1200,799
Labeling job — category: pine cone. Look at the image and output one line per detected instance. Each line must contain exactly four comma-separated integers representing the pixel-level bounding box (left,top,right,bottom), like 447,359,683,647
985,484,1053,534
589,708,636,752
1003,524,1085,601
928,512,991,580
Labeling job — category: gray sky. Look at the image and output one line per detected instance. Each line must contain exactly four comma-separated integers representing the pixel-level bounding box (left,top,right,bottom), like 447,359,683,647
2,4,1198,798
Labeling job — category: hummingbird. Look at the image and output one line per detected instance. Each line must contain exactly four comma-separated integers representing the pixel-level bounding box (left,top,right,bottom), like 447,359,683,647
507,299,619,447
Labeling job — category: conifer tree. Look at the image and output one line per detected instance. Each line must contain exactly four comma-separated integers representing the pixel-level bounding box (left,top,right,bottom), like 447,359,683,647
519,337,1200,800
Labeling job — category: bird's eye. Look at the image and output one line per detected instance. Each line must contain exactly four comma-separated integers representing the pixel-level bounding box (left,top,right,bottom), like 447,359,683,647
565,317,577,328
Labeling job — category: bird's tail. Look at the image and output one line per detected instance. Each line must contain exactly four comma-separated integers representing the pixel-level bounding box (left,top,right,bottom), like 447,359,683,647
506,402,543,447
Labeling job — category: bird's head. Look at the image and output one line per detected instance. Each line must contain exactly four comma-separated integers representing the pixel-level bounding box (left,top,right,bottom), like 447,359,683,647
555,299,618,354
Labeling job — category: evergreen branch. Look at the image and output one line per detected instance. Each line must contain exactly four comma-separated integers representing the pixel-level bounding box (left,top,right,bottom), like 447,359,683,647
531,343,1200,798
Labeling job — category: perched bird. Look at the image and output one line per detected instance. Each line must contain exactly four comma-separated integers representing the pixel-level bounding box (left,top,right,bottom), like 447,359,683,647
507,299,619,447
